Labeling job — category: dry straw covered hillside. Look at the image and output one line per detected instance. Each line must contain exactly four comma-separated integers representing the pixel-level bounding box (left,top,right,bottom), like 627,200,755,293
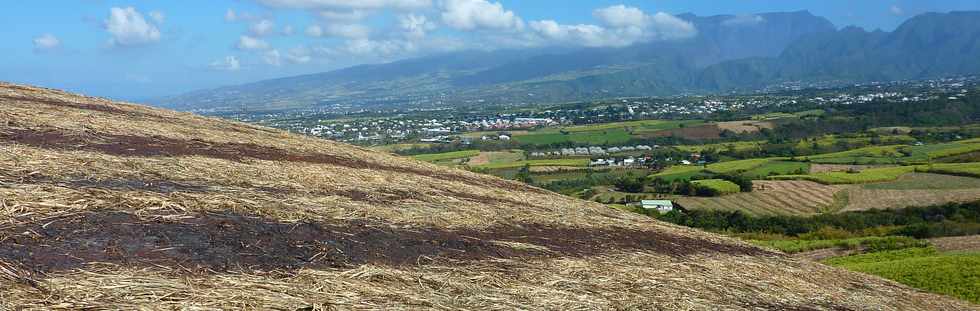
0,82,975,310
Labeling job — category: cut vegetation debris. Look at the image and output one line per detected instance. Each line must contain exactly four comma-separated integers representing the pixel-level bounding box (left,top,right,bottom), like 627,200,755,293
2,83,975,309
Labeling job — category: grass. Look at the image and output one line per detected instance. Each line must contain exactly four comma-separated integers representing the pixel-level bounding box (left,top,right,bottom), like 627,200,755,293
805,145,906,165
918,162,980,178
739,161,810,179
675,141,764,153
705,158,776,174
863,173,980,190
751,236,926,254
472,158,590,170
690,179,741,195
513,128,631,145
649,165,709,182
770,166,915,184
511,119,702,146
413,150,480,162
562,119,701,133
824,248,980,304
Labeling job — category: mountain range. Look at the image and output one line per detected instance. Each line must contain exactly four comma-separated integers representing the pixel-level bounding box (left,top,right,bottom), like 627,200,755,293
154,11,980,112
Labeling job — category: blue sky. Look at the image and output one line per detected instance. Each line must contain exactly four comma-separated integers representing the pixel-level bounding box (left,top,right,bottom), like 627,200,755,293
3,0,979,100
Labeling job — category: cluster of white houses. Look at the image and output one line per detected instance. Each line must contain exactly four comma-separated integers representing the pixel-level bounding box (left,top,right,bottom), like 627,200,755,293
529,145,655,157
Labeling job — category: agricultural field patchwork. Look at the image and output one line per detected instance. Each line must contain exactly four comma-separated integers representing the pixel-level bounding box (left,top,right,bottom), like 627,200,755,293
674,180,842,216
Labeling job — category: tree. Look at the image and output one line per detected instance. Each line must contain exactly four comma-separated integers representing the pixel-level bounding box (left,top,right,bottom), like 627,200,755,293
614,173,646,193
515,164,534,184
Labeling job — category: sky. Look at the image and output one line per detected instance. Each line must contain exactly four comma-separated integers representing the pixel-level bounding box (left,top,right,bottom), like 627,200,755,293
3,0,980,101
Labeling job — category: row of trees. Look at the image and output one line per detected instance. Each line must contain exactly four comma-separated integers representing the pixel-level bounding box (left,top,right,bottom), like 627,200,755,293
654,201,980,238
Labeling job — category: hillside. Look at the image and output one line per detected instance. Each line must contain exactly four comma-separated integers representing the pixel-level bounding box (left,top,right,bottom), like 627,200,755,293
1,82,976,309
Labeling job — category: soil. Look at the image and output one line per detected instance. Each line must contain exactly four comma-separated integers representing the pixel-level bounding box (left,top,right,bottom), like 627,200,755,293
0,210,774,275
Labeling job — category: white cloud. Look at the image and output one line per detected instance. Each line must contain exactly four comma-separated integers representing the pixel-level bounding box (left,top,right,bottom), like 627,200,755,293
305,24,324,37
593,5,647,28
33,34,61,53
225,8,259,22
647,12,697,40
149,11,165,24
529,20,628,47
890,5,904,16
441,0,524,31
264,49,283,66
282,25,295,35
528,6,695,48
209,56,241,71
237,35,270,50
285,46,313,63
318,10,370,21
104,7,162,47
306,23,371,39
399,14,436,39
251,19,276,36
721,14,765,27
255,0,431,10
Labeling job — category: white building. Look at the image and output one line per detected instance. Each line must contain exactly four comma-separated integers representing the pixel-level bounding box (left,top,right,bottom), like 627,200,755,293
641,200,674,213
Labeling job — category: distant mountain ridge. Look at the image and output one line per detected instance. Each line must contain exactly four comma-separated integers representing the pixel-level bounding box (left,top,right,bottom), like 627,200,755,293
154,11,980,112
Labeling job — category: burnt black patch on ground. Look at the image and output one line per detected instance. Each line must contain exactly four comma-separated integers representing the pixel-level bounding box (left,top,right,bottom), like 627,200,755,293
0,128,547,195
0,210,773,274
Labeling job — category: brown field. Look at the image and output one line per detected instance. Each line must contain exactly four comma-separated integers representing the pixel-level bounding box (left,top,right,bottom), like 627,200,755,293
716,120,774,133
840,188,980,212
674,180,845,216
928,235,980,252
0,82,972,310
810,164,895,173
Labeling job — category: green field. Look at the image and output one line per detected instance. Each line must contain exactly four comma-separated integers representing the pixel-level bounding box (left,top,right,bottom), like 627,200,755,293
740,161,810,179
513,128,632,145
649,165,709,182
690,179,741,195
675,141,764,153
562,119,702,133
918,162,980,178
413,150,480,162
804,145,906,164
473,158,590,170
770,166,915,184
751,236,926,254
824,248,980,304
705,158,776,174
512,119,701,146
